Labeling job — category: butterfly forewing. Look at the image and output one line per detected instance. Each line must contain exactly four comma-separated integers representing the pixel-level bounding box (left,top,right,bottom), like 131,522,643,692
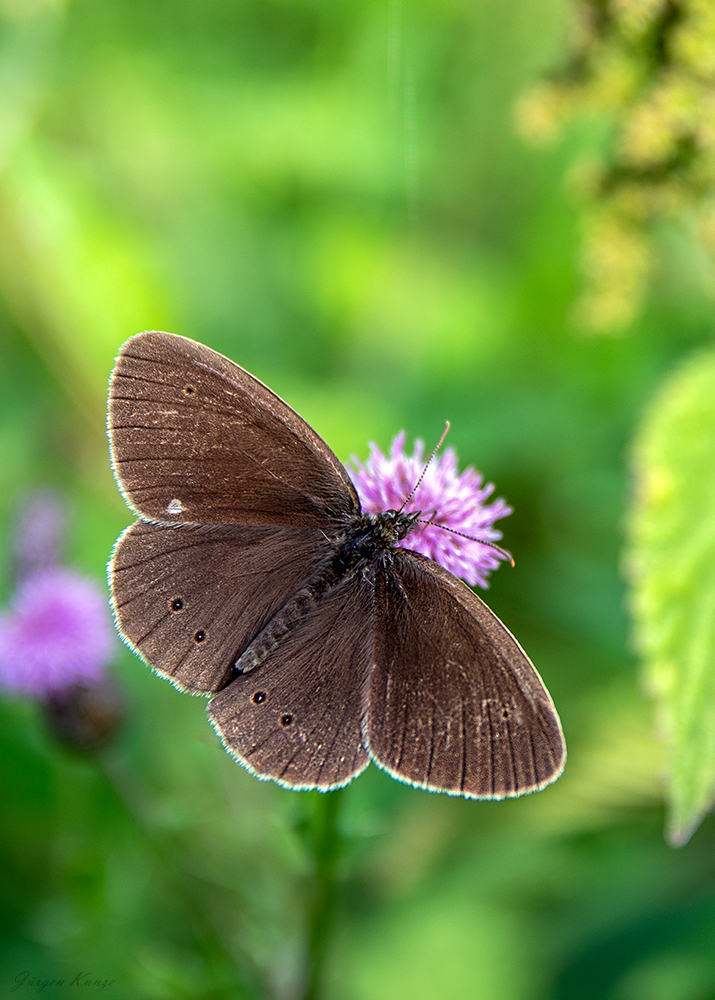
108,331,566,799
111,521,336,693
208,574,373,790
366,550,565,798
109,331,359,528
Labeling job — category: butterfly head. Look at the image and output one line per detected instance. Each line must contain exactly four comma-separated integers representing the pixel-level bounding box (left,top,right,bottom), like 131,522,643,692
337,509,419,572
380,508,421,543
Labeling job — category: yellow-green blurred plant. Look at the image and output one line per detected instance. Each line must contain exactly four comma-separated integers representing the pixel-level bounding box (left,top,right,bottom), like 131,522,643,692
518,0,715,843
0,1,170,429
516,0,715,333
627,348,715,845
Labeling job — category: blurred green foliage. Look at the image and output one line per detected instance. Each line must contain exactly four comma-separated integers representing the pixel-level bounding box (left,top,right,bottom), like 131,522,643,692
517,0,715,333
2,0,715,999
628,348,715,847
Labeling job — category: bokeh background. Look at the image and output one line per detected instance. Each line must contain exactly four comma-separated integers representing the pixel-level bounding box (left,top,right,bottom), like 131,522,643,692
2,0,715,998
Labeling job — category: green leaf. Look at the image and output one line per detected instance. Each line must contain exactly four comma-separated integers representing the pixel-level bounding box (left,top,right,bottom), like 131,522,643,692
627,348,715,845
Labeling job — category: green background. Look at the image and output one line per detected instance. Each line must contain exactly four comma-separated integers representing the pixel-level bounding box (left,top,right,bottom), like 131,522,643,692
1,0,715,997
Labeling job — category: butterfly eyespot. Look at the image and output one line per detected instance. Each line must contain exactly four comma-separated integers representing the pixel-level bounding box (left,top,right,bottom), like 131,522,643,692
108,331,566,800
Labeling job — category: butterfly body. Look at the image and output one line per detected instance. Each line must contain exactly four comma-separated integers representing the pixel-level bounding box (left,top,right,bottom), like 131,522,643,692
330,510,421,578
220,511,420,682
108,332,565,797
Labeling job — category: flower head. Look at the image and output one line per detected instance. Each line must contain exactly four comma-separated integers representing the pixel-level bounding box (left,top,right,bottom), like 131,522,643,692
0,568,116,699
347,432,512,588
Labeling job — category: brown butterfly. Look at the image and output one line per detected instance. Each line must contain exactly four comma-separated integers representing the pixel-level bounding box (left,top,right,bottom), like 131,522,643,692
108,332,565,796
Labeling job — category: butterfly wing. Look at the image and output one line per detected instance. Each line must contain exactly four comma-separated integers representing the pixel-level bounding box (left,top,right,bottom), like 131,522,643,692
208,573,373,790
110,520,336,693
365,550,565,798
108,331,359,528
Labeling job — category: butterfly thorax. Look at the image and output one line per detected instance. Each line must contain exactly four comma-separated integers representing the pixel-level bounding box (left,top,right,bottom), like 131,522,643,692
336,510,420,573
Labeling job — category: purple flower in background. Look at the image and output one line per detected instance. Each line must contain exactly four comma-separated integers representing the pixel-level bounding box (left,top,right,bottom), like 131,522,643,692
348,432,513,588
0,491,117,719
12,490,66,583
0,567,115,699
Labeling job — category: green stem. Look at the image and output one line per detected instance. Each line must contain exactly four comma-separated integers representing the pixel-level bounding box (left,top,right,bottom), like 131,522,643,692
301,788,345,1000
95,748,265,1000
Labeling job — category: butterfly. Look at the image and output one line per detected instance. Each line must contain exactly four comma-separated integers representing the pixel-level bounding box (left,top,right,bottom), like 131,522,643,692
108,331,565,797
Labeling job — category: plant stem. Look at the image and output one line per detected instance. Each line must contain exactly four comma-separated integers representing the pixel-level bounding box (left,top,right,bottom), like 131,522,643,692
301,788,345,1000
96,747,265,999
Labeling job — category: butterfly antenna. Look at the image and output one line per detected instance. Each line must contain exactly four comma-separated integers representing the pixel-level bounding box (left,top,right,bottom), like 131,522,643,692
398,421,450,514
415,518,515,566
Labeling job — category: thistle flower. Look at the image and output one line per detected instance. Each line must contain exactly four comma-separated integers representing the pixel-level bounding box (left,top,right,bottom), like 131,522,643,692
0,490,121,747
347,432,513,588
0,567,115,699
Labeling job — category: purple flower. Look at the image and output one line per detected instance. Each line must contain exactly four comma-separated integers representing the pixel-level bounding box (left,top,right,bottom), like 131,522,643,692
12,491,66,583
347,431,512,588
0,567,116,699
0,489,122,747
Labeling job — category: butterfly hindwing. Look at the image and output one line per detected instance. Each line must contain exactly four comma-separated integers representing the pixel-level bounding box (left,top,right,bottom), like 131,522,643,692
208,573,373,790
107,331,566,799
109,331,359,528
110,520,336,693
366,550,566,798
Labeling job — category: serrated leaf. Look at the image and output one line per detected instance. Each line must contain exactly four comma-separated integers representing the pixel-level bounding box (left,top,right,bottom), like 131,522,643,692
627,348,715,845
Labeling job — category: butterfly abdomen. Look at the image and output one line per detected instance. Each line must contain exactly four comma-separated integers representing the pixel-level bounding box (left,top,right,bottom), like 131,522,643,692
108,332,565,797
229,544,351,679
232,587,320,676
228,512,415,680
